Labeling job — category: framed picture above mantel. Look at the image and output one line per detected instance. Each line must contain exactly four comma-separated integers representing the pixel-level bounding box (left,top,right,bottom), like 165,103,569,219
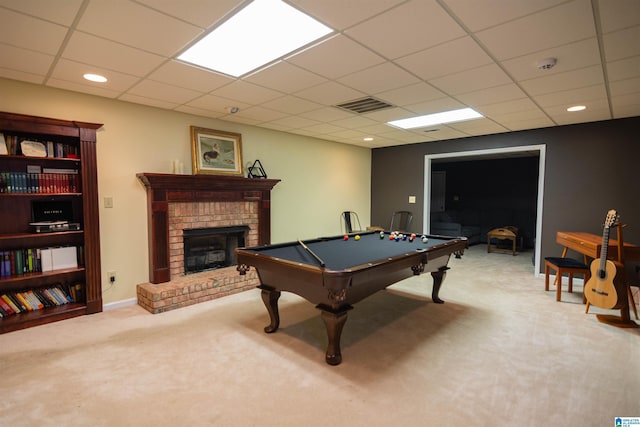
190,126,243,176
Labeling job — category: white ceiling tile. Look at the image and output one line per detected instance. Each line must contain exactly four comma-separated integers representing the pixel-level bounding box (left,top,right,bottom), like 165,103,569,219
547,104,611,125
488,107,549,123
533,84,607,107
245,61,327,93
50,58,139,92
210,80,282,104
345,1,466,59
606,55,640,81
0,8,67,55
47,78,122,99
228,106,289,122
128,79,203,104
261,95,323,114
0,68,44,84
290,0,405,30
501,38,601,82
174,104,225,118
136,0,239,28
456,83,527,107
447,118,509,135
301,122,346,134
502,116,555,131
603,26,640,62
519,65,604,96
62,32,166,77
477,98,538,117
268,115,322,129
597,0,640,33
430,63,512,95
475,0,596,60
149,60,234,92
294,81,365,105
376,82,446,106
185,93,250,114
405,97,466,115
611,95,640,118
395,36,493,81
77,1,202,57
609,77,640,97
442,0,567,32
299,106,354,122
0,0,82,25
0,43,53,76
288,35,384,79
118,93,180,109
330,115,379,129
338,62,420,94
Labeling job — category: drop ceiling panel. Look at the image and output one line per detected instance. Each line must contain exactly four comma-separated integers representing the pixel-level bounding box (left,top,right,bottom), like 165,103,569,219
48,78,123,99
441,0,567,32
606,55,640,81
395,36,493,81
118,93,180,110
500,38,601,82
289,0,405,30
405,97,466,115
456,83,528,107
245,61,327,93
294,81,365,105
148,60,234,93
429,63,512,95
51,59,139,93
533,84,607,107
345,1,466,59
338,62,420,94
127,79,203,104
136,0,239,28
602,26,640,62
519,65,604,96
0,0,83,26
262,95,323,114
210,80,282,104
376,82,446,106
62,32,166,77
0,44,53,76
609,77,640,97
287,35,385,80
475,0,596,60
0,8,67,55
77,1,202,57
598,0,640,33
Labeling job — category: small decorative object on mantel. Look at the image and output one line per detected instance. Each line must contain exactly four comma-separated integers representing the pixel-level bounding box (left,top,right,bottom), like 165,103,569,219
247,159,267,178
190,126,243,176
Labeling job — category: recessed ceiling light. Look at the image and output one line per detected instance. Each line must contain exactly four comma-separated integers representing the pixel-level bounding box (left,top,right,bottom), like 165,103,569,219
178,0,333,77
567,105,586,112
363,137,374,141
387,108,483,129
83,73,107,83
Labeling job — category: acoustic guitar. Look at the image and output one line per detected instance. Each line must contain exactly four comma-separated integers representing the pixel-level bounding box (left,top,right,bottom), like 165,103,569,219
584,210,620,309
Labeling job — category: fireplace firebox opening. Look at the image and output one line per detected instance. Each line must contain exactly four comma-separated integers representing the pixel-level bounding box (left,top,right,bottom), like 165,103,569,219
183,225,249,274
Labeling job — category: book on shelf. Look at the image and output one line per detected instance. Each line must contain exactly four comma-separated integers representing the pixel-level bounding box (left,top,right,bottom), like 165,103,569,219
0,284,78,320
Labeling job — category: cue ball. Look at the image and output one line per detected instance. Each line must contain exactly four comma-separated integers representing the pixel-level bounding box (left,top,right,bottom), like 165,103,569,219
355,235,360,241
343,235,349,240
422,237,428,243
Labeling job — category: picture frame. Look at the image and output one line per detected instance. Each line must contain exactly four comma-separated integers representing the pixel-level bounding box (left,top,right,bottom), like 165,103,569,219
190,126,243,175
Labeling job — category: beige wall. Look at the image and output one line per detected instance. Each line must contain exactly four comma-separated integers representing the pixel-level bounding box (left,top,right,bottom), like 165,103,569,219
0,78,371,305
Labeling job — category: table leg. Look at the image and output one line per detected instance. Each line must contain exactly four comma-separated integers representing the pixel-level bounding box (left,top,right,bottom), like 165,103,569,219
260,286,281,333
431,266,450,304
319,306,351,365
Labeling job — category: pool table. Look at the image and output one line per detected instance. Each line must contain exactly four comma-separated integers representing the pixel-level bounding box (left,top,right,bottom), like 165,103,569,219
236,231,467,365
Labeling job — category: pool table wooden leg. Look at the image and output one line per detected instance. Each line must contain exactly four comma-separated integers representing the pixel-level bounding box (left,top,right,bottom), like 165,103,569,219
319,306,351,366
431,266,450,304
260,286,281,333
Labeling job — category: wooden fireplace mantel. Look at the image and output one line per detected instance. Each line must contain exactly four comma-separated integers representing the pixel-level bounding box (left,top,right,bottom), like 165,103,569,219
137,173,280,284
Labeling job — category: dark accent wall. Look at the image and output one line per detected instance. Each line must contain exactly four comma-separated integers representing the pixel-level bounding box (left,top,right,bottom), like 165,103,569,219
371,117,640,272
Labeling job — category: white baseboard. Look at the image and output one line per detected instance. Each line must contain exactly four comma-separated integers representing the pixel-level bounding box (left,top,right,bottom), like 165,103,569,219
103,297,138,311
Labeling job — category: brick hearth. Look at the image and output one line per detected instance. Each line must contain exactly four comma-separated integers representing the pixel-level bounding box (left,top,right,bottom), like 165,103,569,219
136,173,279,314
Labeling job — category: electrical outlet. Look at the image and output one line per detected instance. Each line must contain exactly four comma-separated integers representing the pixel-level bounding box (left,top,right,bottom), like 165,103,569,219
108,271,116,284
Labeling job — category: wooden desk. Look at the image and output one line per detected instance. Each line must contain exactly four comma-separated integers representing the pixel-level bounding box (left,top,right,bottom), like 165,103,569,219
556,231,640,262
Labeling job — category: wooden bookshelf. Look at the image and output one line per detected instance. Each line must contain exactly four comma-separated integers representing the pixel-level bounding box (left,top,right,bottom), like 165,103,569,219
0,111,102,333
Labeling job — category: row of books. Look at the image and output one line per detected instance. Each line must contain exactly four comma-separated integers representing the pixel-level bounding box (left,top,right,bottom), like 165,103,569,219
0,246,84,278
2,133,79,158
0,283,84,319
0,171,80,193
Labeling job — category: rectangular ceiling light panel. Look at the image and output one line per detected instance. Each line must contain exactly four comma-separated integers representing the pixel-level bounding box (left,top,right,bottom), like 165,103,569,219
178,0,333,77
388,108,483,129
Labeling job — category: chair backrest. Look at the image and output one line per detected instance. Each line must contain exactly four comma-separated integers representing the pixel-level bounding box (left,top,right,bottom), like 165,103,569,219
390,210,413,232
341,211,362,234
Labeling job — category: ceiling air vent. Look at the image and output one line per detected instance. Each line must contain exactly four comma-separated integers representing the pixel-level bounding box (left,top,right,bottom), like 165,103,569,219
335,97,394,114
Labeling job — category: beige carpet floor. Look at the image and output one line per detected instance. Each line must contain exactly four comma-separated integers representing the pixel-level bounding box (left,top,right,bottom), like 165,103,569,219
1,245,639,426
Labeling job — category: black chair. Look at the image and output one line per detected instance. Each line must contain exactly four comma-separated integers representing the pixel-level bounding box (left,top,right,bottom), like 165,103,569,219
390,211,412,233
341,211,362,234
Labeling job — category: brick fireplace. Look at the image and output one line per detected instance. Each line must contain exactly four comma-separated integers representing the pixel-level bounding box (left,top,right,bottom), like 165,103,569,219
135,173,279,313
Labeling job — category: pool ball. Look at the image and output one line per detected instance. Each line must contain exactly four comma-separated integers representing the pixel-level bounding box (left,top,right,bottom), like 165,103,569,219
355,235,360,241
379,232,385,239
389,235,395,241
422,236,428,243
343,235,349,240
